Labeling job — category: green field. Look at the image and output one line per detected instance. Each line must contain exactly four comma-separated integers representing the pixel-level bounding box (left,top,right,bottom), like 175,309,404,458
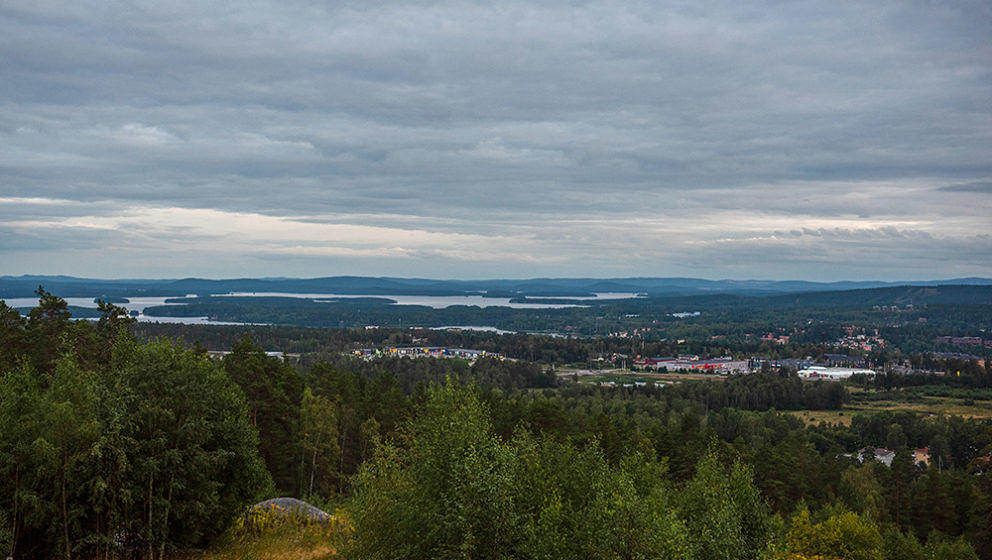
564,368,726,385
789,391,992,426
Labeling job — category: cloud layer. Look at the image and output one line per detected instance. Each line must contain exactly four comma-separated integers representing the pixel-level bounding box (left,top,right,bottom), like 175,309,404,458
1,0,990,280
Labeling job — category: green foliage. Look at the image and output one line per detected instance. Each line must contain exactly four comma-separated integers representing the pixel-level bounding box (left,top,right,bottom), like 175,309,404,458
924,531,979,560
0,296,269,559
301,387,341,499
678,448,772,560
223,335,304,494
0,301,27,373
880,527,980,560
838,465,883,520
26,286,72,372
511,435,690,560
347,381,520,560
881,526,926,560
116,339,272,552
787,509,882,560
666,373,848,411
348,381,777,560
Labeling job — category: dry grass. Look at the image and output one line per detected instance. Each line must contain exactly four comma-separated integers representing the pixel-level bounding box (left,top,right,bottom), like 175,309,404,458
181,504,350,560
787,395,992,426
789,409,856,426
851,397,992,419
574,370,727,385
193,535,336,560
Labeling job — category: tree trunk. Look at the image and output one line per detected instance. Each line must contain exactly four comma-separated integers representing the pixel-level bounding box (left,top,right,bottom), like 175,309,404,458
338,426,348,493
299,446,307,497
10,468,18,558
147,476,154,560
159,473,174,560
62,457,72,560
309,449,317,497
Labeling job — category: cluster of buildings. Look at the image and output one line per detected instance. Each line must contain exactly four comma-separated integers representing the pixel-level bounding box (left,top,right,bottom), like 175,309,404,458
935,336,990,347
630,354,878,378
835,328,886,352
928,351,985,363
847,446,931,467
632,355,750,374
759,333,791,344
352,346,502,361
785,353,876,380
626,353,883,379
822,353,868,366
754,357,814,370
206,350,293,360
872,304,916,312
607,326,656,338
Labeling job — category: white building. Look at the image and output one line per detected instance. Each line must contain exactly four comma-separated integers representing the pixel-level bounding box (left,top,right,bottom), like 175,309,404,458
798,366,875,380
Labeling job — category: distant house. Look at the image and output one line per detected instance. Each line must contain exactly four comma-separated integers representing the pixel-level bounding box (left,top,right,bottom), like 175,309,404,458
633,356,677,368
936,336,984,347
353,346,501,361
824,353,866,366
850,447,895,466
207,350,287,360
969,456,991,474
913,447,930,467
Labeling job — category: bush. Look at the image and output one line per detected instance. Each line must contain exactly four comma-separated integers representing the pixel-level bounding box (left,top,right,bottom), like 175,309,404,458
347,381,774,560
0,339,270,558
786,509,881,560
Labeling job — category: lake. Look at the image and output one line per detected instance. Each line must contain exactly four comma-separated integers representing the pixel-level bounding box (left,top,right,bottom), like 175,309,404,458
1,295,249,325
2,291,642,326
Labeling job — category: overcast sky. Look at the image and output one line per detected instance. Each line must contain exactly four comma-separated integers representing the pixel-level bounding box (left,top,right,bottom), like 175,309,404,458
1,0,990,280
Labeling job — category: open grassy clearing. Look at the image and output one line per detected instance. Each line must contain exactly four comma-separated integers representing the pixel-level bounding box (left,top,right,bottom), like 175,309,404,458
188,535,336,560
789,409,857,426
789,394,992,426
563,368,726,384
178,504,349,560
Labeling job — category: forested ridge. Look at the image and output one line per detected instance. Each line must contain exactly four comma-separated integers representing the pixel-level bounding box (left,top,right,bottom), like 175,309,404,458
4,275,989,299
1,290,991,559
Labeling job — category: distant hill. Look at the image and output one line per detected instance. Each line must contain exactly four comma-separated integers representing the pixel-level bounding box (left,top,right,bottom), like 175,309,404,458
2,275,990,300
763,284,992,307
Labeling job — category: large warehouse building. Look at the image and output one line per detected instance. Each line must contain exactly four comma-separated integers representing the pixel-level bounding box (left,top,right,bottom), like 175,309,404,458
798,366,875,380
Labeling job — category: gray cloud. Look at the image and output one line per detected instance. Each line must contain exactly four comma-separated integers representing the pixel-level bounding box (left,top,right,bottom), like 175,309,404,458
1,0,991,279
939,181,992,193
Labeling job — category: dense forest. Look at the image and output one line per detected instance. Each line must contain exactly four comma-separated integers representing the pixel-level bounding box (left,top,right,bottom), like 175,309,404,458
1,291,991,559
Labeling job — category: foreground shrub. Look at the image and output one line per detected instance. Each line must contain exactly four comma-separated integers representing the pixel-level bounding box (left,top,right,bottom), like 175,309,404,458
0,338,270,559
346,381,771,560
